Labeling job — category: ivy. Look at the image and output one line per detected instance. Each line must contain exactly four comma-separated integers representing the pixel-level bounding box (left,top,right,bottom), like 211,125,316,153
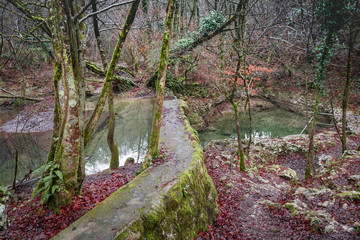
173,11,226,51
199,11,226,35
312,0,351,92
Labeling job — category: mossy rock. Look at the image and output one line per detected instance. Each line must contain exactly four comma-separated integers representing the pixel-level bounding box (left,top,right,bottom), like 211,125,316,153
124,157,135,166
335,191,360,201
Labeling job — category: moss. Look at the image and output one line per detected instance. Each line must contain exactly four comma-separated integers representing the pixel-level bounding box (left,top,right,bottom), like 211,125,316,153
54,99,217,239
335,191,360,201
112,100,217,239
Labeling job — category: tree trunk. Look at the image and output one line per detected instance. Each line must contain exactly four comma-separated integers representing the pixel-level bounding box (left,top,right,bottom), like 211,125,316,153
92,1,119,169
305,95,319,180
12,149,18,189
230,100,245,171
108,89,119,169
92,1,107,70
84,0,140,146
146,0,175,162
341,1,359,153
32,0,88,211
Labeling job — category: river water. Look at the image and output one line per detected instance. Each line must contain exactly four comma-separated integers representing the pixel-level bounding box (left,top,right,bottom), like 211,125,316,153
0,98,306,186
198,108,306,147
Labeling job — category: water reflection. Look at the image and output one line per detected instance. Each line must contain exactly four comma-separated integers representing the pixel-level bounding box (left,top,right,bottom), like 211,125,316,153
85,98,154,174
0,131,51,186
199,108,306,147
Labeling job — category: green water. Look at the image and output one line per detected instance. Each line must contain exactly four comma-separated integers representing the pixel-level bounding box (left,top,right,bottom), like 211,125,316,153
199,108,306,147
0,98,306,185
85,98,154,174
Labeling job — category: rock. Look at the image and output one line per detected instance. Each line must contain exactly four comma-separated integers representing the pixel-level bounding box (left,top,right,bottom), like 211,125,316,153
222,154,232,160
261,200,282,209
124,157,135,166
317,154,333,173
188,113,203,125
0,193,9,231
226,182,233,189
308,210,338,234
279,167,298,182
295,187,333,201
353,222,360,234
284,199,308,216
342,203,349,210
318,199,335,208
335,191,360,200
348,175,360,183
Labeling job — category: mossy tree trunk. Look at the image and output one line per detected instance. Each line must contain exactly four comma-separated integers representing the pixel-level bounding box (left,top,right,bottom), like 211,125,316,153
84,0,140,147
108,89,119,169
230,0,248,172
146,0,175,162
35,0,88,210
230,99,245,171
91,1,119,169
341,0,359,153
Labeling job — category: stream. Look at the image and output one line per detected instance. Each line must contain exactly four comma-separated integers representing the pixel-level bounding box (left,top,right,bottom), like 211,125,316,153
0,98,307,186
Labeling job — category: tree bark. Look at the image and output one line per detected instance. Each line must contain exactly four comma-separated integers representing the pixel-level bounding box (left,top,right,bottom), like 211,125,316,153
108,89,119,169
341,1,359,153
32,0,89,211
92,1,107,70
146,0,175,162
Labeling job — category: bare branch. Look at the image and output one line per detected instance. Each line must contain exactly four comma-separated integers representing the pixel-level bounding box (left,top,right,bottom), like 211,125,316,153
73,0,96,21
79,0,136,23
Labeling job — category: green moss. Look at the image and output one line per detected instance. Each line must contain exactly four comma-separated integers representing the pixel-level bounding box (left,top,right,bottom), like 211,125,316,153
335,191,360,201
112,100,218,239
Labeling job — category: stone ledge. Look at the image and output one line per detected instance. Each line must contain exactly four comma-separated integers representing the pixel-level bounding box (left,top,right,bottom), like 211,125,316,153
53,99,218,240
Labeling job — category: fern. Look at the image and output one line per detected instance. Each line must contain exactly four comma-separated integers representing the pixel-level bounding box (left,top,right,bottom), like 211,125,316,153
31,161,67,205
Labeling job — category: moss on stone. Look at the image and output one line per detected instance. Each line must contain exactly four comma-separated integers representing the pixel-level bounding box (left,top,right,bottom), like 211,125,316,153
106,100,218,239
335,191,360,201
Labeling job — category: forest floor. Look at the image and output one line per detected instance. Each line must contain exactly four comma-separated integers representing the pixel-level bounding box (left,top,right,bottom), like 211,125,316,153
196,130,360,239
1,63,360,239
1,164,141,239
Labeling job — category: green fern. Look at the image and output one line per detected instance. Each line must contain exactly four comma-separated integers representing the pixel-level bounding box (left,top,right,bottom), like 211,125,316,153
31,161,67,204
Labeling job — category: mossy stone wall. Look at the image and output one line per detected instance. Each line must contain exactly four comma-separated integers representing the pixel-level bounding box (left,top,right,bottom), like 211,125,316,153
53,99,218,240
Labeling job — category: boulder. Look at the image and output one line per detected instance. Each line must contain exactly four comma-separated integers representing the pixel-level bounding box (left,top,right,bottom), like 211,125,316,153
124,157,135,166
0,192,9,231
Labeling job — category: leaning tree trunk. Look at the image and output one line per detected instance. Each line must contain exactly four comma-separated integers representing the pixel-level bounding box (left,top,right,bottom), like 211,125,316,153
84,0,140,147
146,0,175,162
92,1,119,169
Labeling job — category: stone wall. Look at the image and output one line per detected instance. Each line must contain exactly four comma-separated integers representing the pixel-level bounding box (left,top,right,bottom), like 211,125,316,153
53,100,218,239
